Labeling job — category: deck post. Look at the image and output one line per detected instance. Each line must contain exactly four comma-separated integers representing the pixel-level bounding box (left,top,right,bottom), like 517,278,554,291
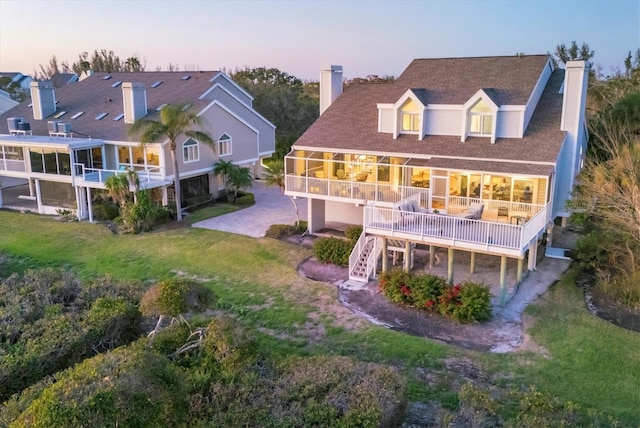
499,255,507,306
429,245,435,270
516,257,524,283
86,187,93,222
34,179,43,214
0,187,3,208
447,248,454,285
381,238,388,273
470,252,476,273
404,240,411,272
528,238,538,271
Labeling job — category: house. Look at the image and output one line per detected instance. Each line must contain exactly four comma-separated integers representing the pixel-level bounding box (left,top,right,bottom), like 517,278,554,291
284,56,589,297
0,71,275,220
0,89,19,115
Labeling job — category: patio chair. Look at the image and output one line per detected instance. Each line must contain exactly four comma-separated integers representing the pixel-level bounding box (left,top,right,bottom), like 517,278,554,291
452,202,484,219
497,206,509,222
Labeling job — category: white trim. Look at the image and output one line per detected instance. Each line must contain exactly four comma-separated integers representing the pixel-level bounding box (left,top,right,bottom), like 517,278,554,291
208,71,254,103
199,82,276,129
199,99,260,134
182,137,200,163
218,133,232,157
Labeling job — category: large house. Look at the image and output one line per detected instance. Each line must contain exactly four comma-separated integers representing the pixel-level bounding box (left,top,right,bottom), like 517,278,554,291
284,56,589,296
0,71,275,220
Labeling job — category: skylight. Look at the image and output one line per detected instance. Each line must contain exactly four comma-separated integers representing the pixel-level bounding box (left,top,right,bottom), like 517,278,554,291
111,81,122,88
71,112,85,119
53,111,67,119
181,103,192,111
113,113,124,121
150,81,163,88
156,103,167,112
102,75,112,80
95,112,108,120
181,75,191,81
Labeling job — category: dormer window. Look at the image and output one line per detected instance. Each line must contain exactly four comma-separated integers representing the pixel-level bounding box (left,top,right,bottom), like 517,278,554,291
469,100,493,136
400,99,420,134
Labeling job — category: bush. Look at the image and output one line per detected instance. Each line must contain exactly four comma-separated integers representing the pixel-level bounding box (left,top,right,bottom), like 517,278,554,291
379,271,491,323
92,200,119,220
265,223,304,239
8,344,189,427
235,192,255,206
313,237,353,266
345,224,363,243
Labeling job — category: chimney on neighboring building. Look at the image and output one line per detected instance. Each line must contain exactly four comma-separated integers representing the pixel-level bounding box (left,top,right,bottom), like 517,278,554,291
30,81,56,120
122,82,147,124
320,65,343,115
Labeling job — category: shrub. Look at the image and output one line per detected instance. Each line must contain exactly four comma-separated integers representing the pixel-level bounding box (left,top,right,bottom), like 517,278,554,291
345,224,363,243
92,200,119,220
313,237,353,266
265,223,304,239
379,271,491,323
235,192,255,206
439,281,492,323
9,344,189,427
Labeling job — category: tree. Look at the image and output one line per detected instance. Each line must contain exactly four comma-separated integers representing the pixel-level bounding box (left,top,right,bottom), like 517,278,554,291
552,41,595,68
213,160,252,203
262,159,300,226
129,103,214,221
0,76,27,101
231,67,318,159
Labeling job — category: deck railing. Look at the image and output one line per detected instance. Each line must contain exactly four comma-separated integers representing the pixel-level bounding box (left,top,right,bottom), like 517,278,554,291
0,159,26,173
286,174,543,217
72,164,165,187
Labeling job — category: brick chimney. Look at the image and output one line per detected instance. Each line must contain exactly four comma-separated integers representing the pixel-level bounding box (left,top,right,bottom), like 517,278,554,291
122,82,147,124
320,65,343,115
30,81,56,120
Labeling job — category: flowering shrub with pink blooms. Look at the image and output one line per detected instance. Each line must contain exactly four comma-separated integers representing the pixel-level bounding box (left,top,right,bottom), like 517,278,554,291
378,269,491,323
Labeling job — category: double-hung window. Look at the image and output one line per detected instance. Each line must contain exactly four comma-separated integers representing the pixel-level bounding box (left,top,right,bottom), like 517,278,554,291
183,138,199,163
468,100,493,136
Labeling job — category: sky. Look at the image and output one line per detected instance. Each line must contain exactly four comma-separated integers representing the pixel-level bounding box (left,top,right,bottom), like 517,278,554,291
1,0,638,81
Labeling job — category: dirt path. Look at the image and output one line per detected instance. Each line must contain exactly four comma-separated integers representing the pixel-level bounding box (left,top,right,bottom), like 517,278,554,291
298,255,571,353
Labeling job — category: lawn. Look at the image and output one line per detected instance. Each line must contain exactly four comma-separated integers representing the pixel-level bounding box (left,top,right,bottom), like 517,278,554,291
0,210,638,425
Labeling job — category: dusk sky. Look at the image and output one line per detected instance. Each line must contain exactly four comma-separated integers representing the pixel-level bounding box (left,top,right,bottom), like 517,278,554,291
1,0,638,80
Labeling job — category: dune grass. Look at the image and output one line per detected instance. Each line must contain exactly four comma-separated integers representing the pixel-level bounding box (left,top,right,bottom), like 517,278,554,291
0,210,638,425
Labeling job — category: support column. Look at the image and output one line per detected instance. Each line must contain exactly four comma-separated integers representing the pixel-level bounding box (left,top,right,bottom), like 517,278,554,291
447,248,455,285
307,198,326,233
86,187,93,222
162,186,169,206
528,238,538,271
404,240,411,272
381,238,388,273
470,252,476,274
499,255,507,306
429,245,435,270
516,258,524,284
0,187,3,208
546,226,553,247
34,179,43,214
28,178,35,197
561,216,568,228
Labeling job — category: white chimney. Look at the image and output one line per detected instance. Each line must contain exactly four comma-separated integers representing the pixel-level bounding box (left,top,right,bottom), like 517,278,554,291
320,65,343,115
30,81,56,120
122,82,147,124
560,60,589,133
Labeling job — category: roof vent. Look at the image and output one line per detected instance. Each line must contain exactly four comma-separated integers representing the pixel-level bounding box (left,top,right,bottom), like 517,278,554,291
48,120,61,133
156,103,167,111
57,122,72,133
113,113,124,121
53,110,67,119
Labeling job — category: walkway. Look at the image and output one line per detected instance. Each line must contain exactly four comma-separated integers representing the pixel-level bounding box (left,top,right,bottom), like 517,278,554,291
192,181,308,238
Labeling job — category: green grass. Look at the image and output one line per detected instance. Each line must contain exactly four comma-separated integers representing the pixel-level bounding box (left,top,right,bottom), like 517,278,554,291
1,210,639,425
184,203,243,225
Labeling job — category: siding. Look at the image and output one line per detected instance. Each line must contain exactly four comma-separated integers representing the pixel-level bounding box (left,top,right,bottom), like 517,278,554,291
210,74,253,107
379,108,394,133
423,109,460,136
496,111,522,138
552,136,572,217
325,200,363,225
523,60,553,132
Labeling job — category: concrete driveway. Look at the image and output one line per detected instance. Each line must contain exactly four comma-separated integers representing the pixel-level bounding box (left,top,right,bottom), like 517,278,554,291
192,181,307,238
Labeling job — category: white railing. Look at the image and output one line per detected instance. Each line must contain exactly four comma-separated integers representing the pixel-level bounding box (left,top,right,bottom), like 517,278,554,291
366,237,384,279
363,204,550,254
73,163,164,186
0,159,26,173
349,231,370,279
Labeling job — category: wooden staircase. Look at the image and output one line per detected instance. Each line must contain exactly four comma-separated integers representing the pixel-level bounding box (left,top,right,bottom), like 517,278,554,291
349,237,376,281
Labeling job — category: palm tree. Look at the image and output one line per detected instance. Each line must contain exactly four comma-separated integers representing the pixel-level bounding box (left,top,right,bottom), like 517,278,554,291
262,159,300,226
228,166,252,201
213,159,236,196
129,103,214,221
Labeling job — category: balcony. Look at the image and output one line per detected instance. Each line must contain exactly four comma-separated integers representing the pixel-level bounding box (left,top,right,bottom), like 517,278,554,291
72,164,169,189
363,203,550,257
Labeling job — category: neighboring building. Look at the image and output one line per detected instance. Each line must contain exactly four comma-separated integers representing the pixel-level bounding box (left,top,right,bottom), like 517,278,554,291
0,89,19,114
49,73,79,88
0,71,275,220
0,72,33,92
284,55,589,293
0,72,33,104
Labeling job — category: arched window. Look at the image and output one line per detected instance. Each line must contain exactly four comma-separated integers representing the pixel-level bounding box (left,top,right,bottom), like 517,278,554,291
218,133,232,156
183,138,199,163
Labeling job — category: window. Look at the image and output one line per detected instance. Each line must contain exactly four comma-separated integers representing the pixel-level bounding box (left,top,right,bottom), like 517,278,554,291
218,133,232,157
400,99,420,133
183,138,199,163
468,100,493,136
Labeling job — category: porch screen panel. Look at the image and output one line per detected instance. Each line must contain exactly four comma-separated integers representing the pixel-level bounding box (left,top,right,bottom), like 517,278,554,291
180,174,210,205
39,181,75,207
30,149,44,173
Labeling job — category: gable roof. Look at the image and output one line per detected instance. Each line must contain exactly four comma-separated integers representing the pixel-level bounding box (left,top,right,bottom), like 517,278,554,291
0,71,224,141
294,55,566,171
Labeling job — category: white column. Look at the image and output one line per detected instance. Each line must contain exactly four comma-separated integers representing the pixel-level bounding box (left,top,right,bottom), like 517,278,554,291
34,179,43,214
307,198,326,233
86,187,93,222
0,187,3,208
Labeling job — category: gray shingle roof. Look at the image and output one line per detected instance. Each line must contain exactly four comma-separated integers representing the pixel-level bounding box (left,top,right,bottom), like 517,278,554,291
294,55,566,174
0,71,222,141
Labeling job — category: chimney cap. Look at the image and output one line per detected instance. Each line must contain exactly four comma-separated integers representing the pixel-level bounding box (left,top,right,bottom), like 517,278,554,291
322,65,343,73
